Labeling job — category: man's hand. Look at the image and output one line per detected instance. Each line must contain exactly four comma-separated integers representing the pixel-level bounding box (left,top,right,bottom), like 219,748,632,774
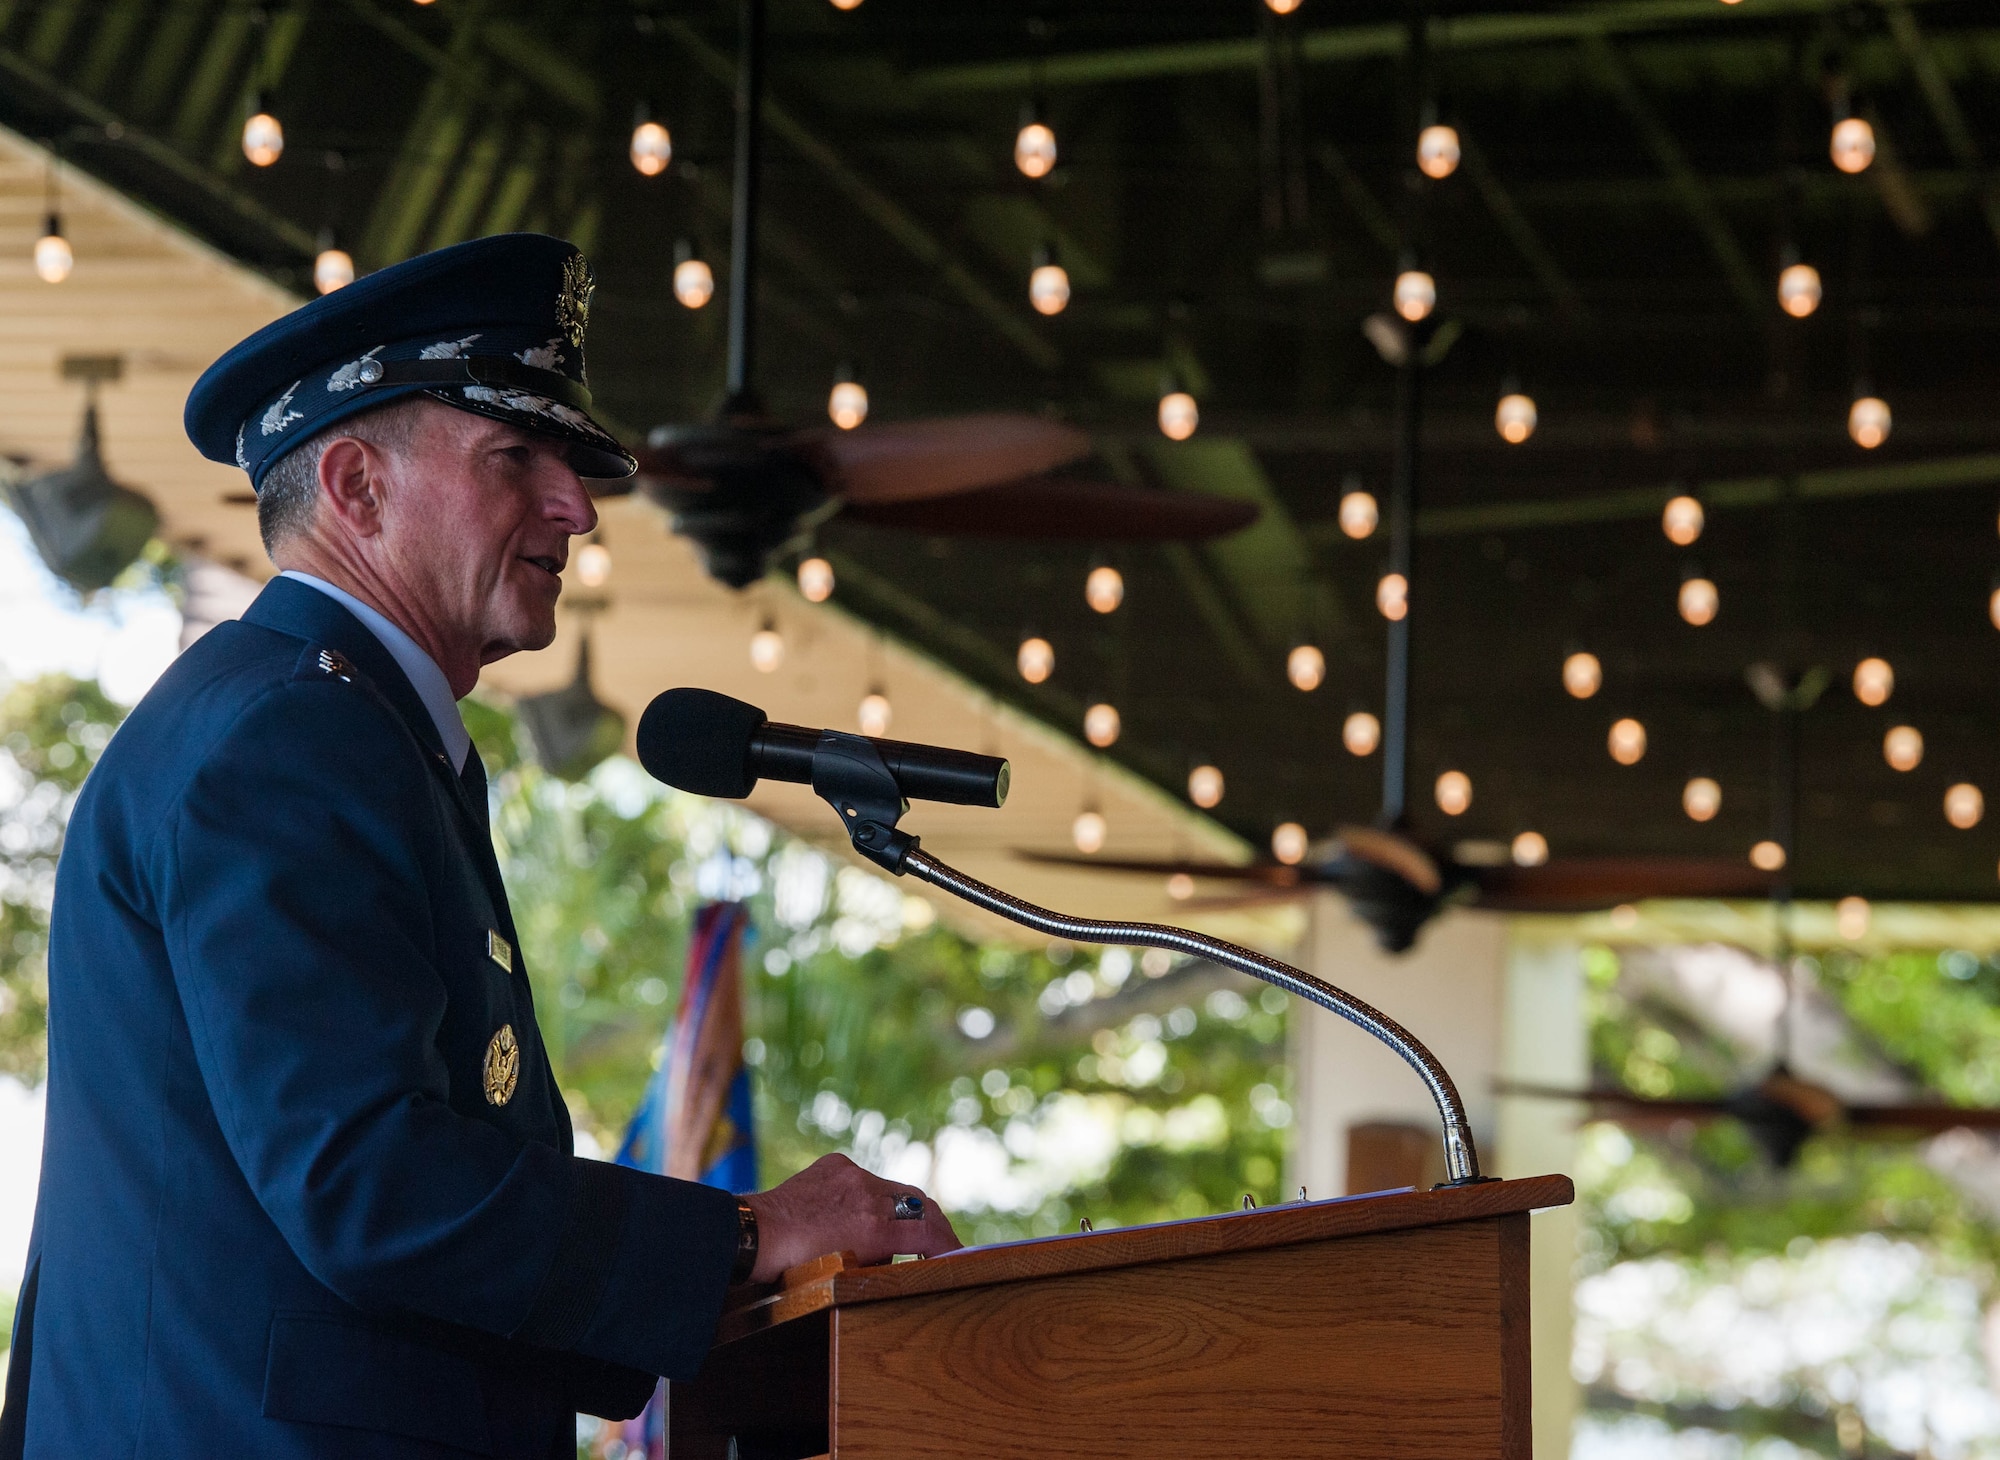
742,1153,962,1283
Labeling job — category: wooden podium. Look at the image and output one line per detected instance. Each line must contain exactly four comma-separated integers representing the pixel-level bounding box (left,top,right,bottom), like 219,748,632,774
669,1173,1573,1459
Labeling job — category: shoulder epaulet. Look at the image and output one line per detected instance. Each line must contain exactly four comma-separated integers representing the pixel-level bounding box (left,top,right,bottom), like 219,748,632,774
314,648,355,682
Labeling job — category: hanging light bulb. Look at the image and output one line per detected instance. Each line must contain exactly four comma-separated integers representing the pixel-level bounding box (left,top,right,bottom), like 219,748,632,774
828,377,869,430
1014,110,1057,179
1830,116,1875,174
1083,703,1121,748
1343,711,1381,756
1494,392,1537,444
1017,635,1054,683
830,0,863,9
1679,576,1719,626
1777,262,1822,318
1683,777,1721,822
1435,770,1472,816
1393,270,1436,323
33,214,72,284
1072,810,1108,854
1339,487,1378,539
1884,724,1923,772
1750,840,1787,871
1271,822,1310,865
1029,244,1070,316
313,245,354,295
1990,586,2000,632
1836,895,1870,940
749,623,785,673
1511,831,1549,867
242,98,284,167
1286,644,1325,692
1853,657,1893,707
1662,495,1704,546
1187,765,1225,808
1416,124,1461,180
1849,395,1891,449
1157,389,1199,441
574,541,612,588
629,110,672,177
1166,872,1195,901
1085,565,1124,614
858,690,892,737
672,240,714,309
1264,0,1303,12
1377,572,1408,621
1608,718,1647,766
1563,651,1602,700
1946,783,1984,830
797,556,835,603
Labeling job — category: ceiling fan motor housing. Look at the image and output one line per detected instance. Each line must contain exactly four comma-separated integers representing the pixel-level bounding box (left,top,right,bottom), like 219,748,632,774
637,423,831,588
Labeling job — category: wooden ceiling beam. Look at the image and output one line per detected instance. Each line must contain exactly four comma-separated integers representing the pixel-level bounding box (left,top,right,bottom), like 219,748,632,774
1880,0,2000,251
1457,131,1586,321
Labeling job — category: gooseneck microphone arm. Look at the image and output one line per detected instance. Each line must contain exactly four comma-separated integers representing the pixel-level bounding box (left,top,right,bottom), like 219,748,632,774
900,849,1485,1187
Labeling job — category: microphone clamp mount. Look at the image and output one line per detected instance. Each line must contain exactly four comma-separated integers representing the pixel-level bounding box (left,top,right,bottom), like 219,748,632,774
812,729,919,873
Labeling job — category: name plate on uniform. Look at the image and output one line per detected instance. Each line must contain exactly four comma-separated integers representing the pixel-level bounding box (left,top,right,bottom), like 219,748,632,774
486,930,513,972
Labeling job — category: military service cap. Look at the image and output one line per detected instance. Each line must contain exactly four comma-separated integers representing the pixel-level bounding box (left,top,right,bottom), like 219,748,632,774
185,233,637,489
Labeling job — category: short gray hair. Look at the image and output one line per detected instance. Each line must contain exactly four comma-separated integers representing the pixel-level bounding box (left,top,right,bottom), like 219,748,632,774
255,398,430,556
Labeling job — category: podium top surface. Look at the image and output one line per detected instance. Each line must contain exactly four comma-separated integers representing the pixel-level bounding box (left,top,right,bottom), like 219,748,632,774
716,1171,1573,1346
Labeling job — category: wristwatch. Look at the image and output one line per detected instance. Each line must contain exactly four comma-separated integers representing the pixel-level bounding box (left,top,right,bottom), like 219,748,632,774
730,1197,759,1285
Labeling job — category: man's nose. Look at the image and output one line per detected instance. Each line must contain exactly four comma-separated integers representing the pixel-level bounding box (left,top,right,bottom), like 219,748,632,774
550,467,599,537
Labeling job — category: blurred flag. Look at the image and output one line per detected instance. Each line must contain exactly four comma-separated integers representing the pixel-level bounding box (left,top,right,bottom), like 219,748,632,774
605,900,757,1459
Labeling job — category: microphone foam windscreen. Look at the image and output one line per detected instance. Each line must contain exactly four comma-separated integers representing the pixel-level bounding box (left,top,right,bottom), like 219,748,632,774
636,688,767,798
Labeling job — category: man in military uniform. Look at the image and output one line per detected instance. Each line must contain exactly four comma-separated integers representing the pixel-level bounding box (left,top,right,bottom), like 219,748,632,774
1,234,958,1459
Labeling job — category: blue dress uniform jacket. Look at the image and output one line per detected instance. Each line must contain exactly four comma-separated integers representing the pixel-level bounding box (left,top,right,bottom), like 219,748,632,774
1,576,739,1458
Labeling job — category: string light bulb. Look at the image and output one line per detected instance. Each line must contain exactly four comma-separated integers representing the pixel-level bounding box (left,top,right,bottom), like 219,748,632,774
828,378,868,430
1083,703,1121,748
1884,725,1923,772
1339,486,1378,539
1830,116,1875,174
1072,810,1107,855
1157,390,1199,441
1511,831,1549,867
313,245,354,295
1946,783,1984,830
749,623,785,674
1017,636,1054,683
1393,270,1436,323
1377,572,1408,621
1853,657,1893,707
1563,651,1603,699
1085,565,1124,614
1029,245,1070,316
1343,711,1381,756
1187,765,1224,809
33,215,72,284
1990,586,2000,632
1264,0,1303,12
1608,718,1647,766
1683,777,1721,822
1271,822,1309,865
1286,644,1325,692
797,556,835,603
1435,770,1472,817
574,542,612,588
1495,392,1537,444
242,100,284,167
1679,576,1719,626
1416,124,1461,180
1836,896,1870,940
1849,396,1891,449
1750,840,1787,871
858,691,892,738
1014,113,1057,179
830,0,863,9
1778,262,1822,318
629,114,672,177
672,241,713,309
1662,495,1704,546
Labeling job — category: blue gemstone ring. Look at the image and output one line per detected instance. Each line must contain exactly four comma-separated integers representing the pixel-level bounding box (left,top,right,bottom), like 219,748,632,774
892,1194,925,1221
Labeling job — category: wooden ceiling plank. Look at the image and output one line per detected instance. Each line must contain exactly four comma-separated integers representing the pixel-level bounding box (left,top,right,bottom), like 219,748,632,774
25,0,82,69
75,0,150,99
127,0,210,122
211,0,314,179
168,6,255,155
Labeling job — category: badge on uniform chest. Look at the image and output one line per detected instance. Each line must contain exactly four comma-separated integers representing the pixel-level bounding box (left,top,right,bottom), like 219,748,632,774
486,930,513,972
483,1024,520,1107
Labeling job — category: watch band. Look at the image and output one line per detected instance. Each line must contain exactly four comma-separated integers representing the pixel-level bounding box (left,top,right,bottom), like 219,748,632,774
730,1197,759,1284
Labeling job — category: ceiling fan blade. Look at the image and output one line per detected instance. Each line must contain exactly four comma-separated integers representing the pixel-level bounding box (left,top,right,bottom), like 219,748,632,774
809,415,1093,505
1469,857,1776,911
1012,850,1326,888
1495,1080,1732,1120
843,474,1258,542
1846,1104,2000,1131
1334,825,1442,896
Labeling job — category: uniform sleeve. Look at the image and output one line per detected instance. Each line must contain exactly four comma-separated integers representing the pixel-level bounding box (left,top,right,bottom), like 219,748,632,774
158,672,738,1379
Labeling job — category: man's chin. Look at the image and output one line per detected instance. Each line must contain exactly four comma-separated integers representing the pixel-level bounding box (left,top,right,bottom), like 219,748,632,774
478,604,560,665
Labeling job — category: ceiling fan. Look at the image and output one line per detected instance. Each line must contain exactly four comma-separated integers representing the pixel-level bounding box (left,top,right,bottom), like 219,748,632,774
590,0,1258,589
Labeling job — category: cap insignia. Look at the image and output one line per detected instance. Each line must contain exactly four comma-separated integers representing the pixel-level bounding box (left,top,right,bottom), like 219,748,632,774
260,381,304,436
515,337,564,371
556,252,592,352
327,347,384,393
234,424,249,471
419,334,482,360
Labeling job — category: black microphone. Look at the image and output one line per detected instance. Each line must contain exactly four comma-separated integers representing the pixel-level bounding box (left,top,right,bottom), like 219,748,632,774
636,688,1010,809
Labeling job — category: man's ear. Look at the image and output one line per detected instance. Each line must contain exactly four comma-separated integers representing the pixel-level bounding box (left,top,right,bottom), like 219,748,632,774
316,436,387,538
